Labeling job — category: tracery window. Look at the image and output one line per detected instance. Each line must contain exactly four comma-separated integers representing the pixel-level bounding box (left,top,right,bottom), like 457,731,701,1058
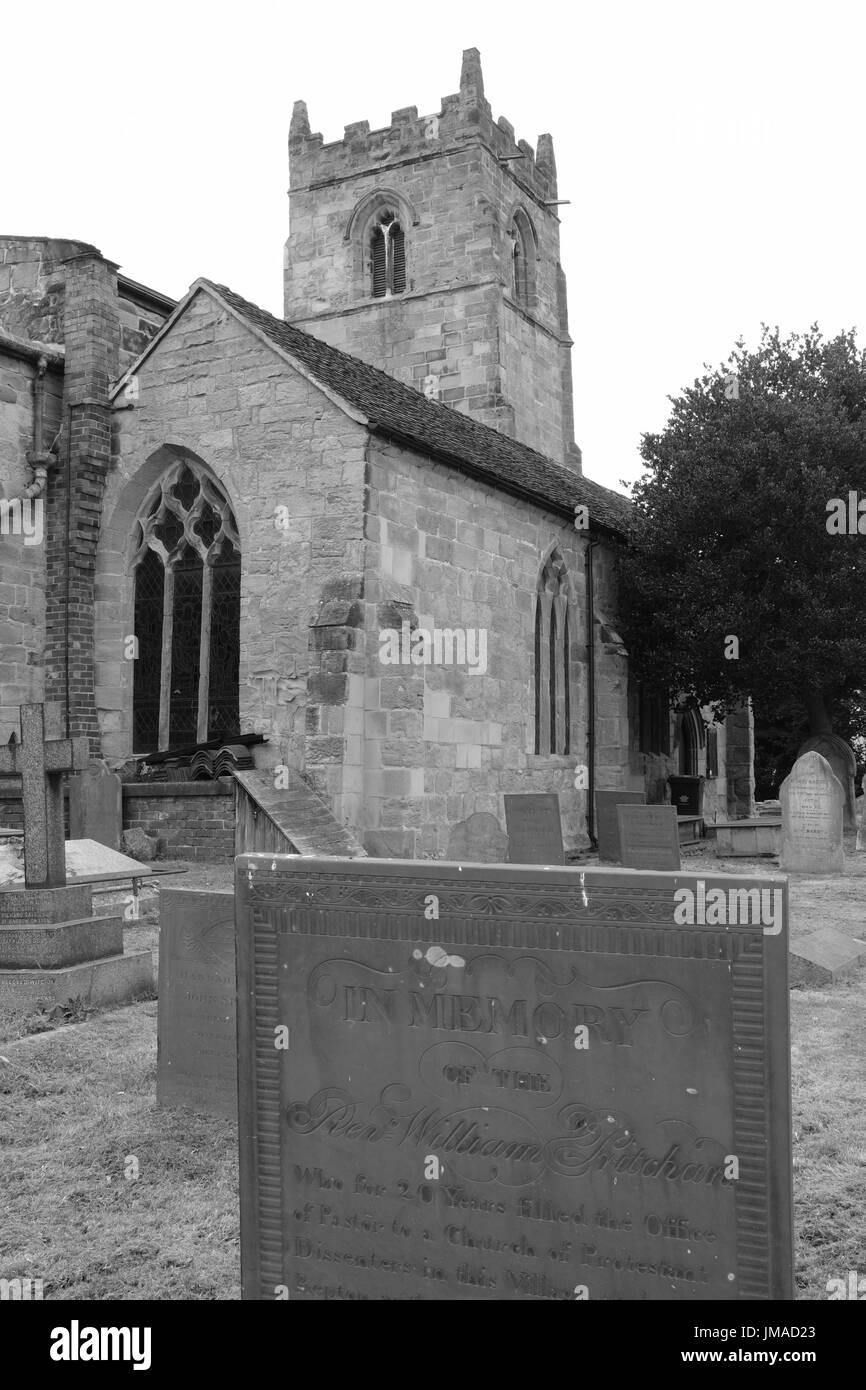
132,462,240,752
371,212,406,298
511,209,536,307
534,549,571,754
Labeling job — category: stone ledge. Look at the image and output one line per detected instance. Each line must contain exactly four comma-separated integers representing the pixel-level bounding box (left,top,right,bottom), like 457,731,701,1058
122,781,234,798
0,914,123,968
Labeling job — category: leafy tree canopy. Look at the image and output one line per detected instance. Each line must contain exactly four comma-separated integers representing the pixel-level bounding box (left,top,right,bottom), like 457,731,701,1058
617,325,866,734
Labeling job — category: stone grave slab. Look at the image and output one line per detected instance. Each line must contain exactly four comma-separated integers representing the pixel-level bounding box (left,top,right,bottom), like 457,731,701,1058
503,793,564,865
156,888,237,1118
618,805,681,871
780,752,844,874
446,812,508,863
69,761,122,851
236,855,793,1301
789,926,866,988
595,789,645,862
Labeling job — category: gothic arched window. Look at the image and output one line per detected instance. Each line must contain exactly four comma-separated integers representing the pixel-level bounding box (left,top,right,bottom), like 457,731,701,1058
534,549,571,754
511,209,537,307
132,462,240,752
371,212,406,298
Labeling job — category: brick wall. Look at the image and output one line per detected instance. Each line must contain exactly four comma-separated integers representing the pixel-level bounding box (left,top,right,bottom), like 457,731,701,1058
122,784,235,861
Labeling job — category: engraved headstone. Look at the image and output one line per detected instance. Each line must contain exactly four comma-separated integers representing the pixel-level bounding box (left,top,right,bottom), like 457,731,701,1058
595,789,645,862
446,812,508,863
69,760,122,851
779,752,844,874
797,733,856,831
503,793,564,864
156,888,237,1118
236,855,793,1301
618,804,681,871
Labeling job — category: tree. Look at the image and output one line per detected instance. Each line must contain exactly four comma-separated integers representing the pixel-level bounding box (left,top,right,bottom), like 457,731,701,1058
617,326,866,740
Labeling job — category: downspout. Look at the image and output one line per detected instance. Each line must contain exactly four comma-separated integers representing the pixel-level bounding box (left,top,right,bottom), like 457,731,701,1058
23,355,54,499
585,538,598,848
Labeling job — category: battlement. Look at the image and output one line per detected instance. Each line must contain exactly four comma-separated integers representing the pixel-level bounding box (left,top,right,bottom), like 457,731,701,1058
289,49,558,204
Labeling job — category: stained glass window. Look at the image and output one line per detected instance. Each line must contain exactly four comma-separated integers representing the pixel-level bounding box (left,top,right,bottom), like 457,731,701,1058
131,461,240,752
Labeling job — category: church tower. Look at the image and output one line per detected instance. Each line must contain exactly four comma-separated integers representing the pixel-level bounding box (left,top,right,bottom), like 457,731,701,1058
284,50,581,471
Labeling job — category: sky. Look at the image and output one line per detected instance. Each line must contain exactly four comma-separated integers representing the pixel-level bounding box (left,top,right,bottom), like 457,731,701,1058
4,0,865,493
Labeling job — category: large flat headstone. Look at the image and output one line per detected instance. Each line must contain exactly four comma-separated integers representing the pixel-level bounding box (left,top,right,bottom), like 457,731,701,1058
618,805,681,871
780,752,844,874
69,761,122,851
236,855,793,1301
503,793,564,864
156,888,237,1118
789,926,866,988
595,789,645,862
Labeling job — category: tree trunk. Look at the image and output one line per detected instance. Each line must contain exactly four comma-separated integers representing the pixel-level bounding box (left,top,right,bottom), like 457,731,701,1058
804,692,833,735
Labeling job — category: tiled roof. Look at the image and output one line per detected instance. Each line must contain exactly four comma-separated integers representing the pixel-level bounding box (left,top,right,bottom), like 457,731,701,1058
203,281,632,537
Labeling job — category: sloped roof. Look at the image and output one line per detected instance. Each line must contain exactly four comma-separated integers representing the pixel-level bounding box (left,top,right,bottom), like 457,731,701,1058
201,280,632,537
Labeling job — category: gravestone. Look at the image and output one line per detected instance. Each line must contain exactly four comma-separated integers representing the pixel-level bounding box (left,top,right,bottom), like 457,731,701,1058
236,854,793,1301
797,733,856,831
503,793,564,865
595,789,645,862
779,752,844,874
0,703,152,1010
618,805,681,871
157,888,237,1118
446,812,508,864
69,760,122,851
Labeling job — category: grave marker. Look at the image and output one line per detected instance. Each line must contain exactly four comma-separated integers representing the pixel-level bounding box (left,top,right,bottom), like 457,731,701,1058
595,789,645,862
69,760,122,851
618,804,681,871
236,855,793,1301
156,888,237,1118
503,793,564,864
779,752,844,874
0,704,89,887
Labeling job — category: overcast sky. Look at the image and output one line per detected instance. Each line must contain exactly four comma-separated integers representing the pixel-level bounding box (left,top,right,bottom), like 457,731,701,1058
5,0,864,493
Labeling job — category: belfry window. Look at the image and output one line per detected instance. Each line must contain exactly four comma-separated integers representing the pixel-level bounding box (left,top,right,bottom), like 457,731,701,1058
132,462,240,752
534,550,571,754
371,213,406,298
510,209,536,307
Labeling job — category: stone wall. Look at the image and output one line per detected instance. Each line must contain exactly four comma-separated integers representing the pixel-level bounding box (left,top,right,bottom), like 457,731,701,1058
284,50,578,467
329,438,628,857
102,287,368,771
0,347,61,731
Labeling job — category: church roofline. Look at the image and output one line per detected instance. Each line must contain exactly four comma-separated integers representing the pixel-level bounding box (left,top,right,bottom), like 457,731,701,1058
112,278,632,539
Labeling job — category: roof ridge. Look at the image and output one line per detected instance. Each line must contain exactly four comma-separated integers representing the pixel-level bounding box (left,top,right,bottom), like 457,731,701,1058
199,278,633,535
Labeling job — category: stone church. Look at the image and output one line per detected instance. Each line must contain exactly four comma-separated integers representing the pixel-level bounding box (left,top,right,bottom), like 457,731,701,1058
0,50,751,859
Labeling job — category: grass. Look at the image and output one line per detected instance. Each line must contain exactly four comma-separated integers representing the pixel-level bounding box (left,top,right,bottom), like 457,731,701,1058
0,977,862,1300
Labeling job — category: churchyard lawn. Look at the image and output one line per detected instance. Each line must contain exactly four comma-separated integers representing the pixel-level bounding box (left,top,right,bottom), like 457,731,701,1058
0,860,862,1301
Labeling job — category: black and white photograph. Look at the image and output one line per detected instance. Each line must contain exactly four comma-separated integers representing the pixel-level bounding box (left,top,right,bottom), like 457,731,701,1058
0,0,863,1350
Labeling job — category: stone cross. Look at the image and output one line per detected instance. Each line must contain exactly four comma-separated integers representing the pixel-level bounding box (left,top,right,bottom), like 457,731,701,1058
0,704,89,888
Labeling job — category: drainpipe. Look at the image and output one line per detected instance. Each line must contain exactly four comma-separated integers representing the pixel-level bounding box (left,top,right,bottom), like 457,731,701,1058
585,539,598,847
23,355,55,498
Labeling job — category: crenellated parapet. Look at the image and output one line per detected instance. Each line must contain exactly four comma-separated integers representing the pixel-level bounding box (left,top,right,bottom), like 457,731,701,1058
289,48,558,205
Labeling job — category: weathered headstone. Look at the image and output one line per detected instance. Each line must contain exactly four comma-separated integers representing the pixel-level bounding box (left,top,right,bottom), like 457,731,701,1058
618,805,681,871
69,760,122,852
797,733,856,830
0,703,152,1010
503,793,564,864
446,813,508,863
789,926,866,988
779,752,844,874
236,855,793,1301
157,888,237,1118
595,789,645,862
